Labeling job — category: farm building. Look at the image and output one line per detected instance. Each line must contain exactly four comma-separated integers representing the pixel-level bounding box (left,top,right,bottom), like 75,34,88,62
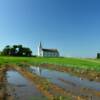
38,42,60,57
97,53,100,59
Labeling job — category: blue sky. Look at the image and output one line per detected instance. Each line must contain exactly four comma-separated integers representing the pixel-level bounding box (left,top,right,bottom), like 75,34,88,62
0,0,100,57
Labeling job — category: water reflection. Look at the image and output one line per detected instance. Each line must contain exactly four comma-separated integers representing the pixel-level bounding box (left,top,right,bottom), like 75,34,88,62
30,66,42,75
6,70,46,100
25,66,100,99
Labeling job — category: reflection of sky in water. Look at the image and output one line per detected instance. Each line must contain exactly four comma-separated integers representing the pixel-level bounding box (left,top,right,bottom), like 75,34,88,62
7,70,46,100
29,66,100,91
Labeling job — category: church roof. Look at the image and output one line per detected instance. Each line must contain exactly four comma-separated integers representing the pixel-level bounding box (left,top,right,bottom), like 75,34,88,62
42,48,59,52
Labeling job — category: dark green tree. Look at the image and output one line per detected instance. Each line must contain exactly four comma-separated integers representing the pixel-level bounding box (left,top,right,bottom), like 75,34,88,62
22,47,32,56
2,45,11,55
2,44,32,56
17,45,23,56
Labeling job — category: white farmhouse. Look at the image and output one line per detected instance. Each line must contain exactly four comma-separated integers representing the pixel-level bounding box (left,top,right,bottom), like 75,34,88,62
38,42,60,57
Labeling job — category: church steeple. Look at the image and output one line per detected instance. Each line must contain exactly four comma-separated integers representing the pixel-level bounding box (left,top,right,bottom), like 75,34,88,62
38,42,43,56
39,42,42,49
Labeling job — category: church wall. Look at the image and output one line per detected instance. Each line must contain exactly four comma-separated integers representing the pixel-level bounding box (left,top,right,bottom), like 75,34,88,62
43,51,59,57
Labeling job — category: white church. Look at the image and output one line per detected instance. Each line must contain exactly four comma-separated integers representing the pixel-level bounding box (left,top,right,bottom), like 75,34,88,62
38,42,60,57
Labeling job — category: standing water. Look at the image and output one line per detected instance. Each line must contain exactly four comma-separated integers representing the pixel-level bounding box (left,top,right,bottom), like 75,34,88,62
27,66,100,100
6,70,46,100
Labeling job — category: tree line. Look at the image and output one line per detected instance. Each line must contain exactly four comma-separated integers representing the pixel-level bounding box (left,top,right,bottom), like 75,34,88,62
1,45,32,57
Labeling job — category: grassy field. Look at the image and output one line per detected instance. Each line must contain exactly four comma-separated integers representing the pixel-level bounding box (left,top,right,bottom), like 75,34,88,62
0,56,100,71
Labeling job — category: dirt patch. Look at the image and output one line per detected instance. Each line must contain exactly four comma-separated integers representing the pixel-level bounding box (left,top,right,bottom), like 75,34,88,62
0,65,14,100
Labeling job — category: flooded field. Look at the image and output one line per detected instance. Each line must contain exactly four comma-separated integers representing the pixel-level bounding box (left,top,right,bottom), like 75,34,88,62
25,66,100,100
0,64,100,100
6,70,46,100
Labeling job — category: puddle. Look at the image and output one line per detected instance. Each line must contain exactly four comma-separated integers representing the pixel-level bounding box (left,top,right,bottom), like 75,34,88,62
26,66,100,99
6,70,46,100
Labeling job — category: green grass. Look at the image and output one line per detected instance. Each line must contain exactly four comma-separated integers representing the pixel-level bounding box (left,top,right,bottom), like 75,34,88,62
0,56,100,71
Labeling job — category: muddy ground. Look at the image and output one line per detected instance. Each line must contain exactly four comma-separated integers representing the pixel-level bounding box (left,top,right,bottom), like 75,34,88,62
0,65,75,100
0,65,14,100
0,64,100,100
